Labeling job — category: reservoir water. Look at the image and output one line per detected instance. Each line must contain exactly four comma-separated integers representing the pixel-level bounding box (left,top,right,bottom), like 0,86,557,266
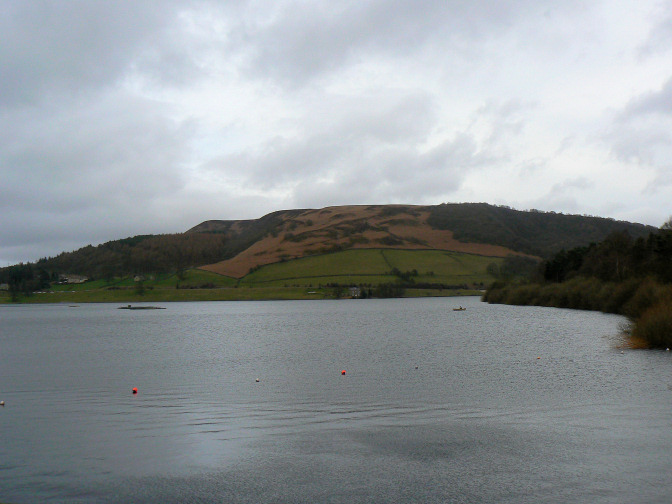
1,297,671,503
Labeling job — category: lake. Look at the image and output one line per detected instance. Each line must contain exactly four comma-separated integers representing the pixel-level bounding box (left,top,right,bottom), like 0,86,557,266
1,297,671,503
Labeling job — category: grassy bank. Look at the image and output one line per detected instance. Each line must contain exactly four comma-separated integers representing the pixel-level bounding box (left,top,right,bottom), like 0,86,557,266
1,249,497,304
0,285,480,304
0,265,483,304
1,286,327,303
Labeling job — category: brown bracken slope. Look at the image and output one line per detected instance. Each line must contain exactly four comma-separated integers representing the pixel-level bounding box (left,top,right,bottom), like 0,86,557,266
195,205,524,278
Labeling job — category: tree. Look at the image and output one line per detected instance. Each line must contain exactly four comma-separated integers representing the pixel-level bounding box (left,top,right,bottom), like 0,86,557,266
8,282,19,302
661,216,672,231
374,283,405,298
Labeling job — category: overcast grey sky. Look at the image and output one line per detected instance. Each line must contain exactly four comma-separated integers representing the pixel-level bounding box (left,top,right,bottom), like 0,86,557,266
2,0,671,265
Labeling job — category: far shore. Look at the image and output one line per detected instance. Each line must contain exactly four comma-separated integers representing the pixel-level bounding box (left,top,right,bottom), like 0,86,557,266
0,287,482,304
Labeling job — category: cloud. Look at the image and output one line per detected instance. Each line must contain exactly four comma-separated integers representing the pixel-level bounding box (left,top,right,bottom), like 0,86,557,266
643,168,672,195
0,88,195,263
619,77,672,119
198,89,506,211
2,92,189,207
230,0,578,88
533,177,594,213
2,0,671,264
201,90,437,185
0,2,189,107
607,76,672,166
638,0,672,56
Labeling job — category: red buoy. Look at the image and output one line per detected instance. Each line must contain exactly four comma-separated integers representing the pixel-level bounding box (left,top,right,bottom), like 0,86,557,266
341,370,346,375
132,387,138,394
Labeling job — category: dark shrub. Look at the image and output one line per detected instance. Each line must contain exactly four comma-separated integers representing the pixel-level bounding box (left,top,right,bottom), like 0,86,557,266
602,278,640,314
632,298,672,348
623,278,667,319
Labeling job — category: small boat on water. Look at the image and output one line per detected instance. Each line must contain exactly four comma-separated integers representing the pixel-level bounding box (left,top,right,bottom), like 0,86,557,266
453,306,466,311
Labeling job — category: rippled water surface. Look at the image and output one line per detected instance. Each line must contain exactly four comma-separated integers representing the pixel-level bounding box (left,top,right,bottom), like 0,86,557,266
1,297,671,503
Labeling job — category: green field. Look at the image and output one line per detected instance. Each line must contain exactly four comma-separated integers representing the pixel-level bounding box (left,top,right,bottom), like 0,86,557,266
2,249,499,303
240,248,500,287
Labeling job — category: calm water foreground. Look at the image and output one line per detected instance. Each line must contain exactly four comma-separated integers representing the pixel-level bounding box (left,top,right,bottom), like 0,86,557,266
1,297,671,503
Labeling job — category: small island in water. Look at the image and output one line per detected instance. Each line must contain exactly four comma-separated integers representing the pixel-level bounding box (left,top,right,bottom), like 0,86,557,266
118,305,166,310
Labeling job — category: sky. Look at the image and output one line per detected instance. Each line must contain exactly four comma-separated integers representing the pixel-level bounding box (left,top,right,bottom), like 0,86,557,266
2,0,672,265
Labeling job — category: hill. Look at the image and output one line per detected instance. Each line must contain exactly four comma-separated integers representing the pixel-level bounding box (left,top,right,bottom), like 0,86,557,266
2,203,656,292
426,203,654,257
194,205,526,278
192,204,654,278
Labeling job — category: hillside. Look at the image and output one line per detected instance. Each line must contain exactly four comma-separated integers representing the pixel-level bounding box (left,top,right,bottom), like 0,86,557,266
193,204,655,278
195,205,525,278
5,203,656,285
426,203,654,257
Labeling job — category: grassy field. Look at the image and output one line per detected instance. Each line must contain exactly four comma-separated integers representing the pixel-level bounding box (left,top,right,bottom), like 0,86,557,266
1,249,498,303
240,248,499,287
3,286,327,303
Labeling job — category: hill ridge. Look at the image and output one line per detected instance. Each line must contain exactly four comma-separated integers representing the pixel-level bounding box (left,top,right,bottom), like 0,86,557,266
10,203,656,282
197,205,527,278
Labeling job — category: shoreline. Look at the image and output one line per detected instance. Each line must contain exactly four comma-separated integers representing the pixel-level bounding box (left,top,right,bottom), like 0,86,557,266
0,287,482,304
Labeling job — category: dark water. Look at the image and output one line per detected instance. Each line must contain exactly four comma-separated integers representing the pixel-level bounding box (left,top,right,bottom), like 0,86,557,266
1,297,671,503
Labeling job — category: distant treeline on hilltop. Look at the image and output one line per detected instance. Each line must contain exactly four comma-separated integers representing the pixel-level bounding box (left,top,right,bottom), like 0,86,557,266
426,203,653,257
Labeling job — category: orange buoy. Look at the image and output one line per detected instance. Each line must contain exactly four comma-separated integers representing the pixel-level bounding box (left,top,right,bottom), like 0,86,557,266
341,370,346,375
132,387,138,394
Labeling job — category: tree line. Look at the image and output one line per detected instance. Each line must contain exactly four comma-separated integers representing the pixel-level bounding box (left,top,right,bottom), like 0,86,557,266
427,203,654,257
484,221,672,348
539,227,672,284
0,232,229,297
0,263,53,300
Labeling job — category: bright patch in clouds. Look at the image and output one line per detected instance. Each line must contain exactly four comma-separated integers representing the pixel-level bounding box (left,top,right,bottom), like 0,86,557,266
1,0,671,264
